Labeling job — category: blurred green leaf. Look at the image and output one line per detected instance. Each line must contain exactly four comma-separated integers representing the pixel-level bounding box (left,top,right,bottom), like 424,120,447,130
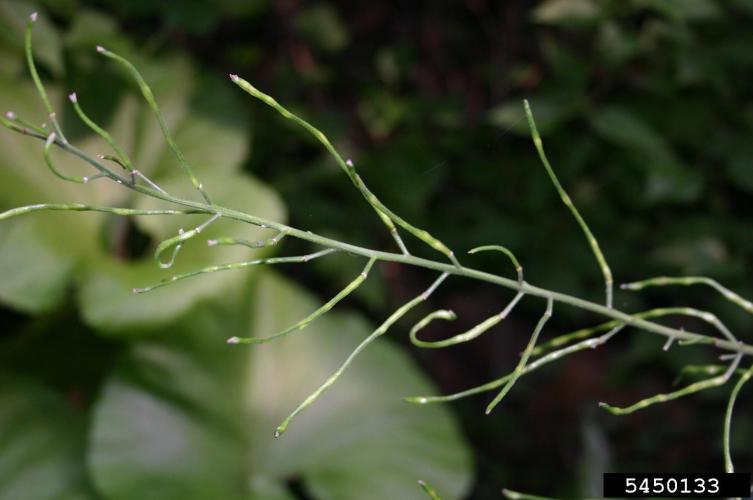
532,0,602,27
634,0,722,22
726,148,753,193
590,106,702,203
293,4,348,53
358,90,407,140
89,271,472,500
0,374,96,500
0,2,63,75
0,217,79,312
489,94,582,136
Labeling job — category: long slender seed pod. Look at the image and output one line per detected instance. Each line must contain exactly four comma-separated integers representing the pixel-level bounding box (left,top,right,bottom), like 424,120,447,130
533,306,734,356
42,133,87,183
418,480,442,500
0,204,204,220
24,14,66,142
96,46,211,204
154,213,221,268
673,364,742,385
228,257,376,344
502,488,558,500
409,310,457,346
275,272,449,437
134,249,338,294
208,230,288,249
405,325,624,405
485,296,553,414
525,99,613,308
410,292,524,349
2,111,47,135
622,276,753,315
723,363,753,472
599,354,743,415
469,245,523,285
69,92,134,171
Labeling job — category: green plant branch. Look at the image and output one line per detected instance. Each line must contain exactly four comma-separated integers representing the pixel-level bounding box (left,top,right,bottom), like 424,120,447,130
2,16,753,484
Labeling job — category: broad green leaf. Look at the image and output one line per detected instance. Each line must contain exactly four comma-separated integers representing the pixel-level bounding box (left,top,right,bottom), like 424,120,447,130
0,374,96,500
90,271,472,500
0,217,79,312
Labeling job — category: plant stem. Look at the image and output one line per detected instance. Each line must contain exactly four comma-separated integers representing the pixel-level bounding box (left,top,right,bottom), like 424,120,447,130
5,131,753,358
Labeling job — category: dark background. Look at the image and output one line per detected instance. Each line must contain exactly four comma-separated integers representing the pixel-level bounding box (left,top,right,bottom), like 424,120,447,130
1,0,753,498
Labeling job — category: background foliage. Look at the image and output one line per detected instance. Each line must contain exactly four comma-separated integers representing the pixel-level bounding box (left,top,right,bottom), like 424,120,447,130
1,0,753,498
